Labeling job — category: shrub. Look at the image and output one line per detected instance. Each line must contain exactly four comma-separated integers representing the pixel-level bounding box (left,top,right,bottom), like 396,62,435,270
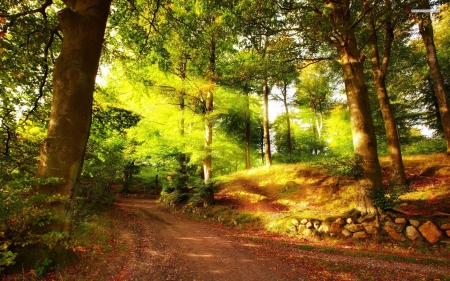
0,177,66,272
402,138,446,155
316,156,363,177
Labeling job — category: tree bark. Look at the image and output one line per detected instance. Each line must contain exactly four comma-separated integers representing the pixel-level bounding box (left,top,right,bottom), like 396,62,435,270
35,0,111,224
418,12,450,155
244,91,251,170
331,0,382,215
202,35,215,207
282,82,292,157
203,36,215,186
367,12,407,184
177,56,188,192
263,77,272,166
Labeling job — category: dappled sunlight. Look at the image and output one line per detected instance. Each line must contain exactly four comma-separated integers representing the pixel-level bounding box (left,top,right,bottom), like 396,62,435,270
228,190,267,203
274,199,297,207
187,253,214,258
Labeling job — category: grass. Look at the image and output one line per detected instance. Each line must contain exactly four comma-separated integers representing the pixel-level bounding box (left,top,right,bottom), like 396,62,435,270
196,153,450,248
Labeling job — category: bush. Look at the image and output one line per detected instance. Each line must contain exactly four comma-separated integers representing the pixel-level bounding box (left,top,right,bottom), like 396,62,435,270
0,177,67,272
316,156,363,177
402,138,446,155
371,185,409,210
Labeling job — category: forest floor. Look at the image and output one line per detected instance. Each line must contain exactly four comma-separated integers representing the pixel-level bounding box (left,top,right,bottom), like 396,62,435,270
41,196,450,281
3,154,450,280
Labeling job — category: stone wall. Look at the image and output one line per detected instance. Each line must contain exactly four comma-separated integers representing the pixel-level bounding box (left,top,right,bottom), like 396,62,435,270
291,212,450,244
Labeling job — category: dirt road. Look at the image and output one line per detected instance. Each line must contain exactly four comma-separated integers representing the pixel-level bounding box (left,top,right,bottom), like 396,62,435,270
89,197,450,281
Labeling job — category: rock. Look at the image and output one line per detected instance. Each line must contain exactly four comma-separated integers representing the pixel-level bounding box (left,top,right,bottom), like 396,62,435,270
301,219,308,225
446,230,450,237
342,229,352,237
395,218,407,224
393,223,406,233
302,229,313,237
313,221,321,229
287,225,297,233
346,218,353,224
419,221,443,244
297,225,306,233
364,225,378,235
335,218,345,225
306,222,313,229
384,225,406,242
363,220,379,228
291,219,300,227
440,223,450,230
409,219,420,228
329,223,342,234
353,231,367,239
358,214,375,223
318,224,330,234
405,226,421,241
344,224,365,233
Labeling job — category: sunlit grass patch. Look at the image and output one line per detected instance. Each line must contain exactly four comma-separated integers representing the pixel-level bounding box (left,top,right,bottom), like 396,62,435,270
227,190,267,203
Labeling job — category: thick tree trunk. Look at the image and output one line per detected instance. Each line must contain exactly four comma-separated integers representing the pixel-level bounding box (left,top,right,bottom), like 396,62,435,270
418,13,450,155
339,53,382,215
367,16,407,184
35,0,111,223
263,77,272,166
332,0,382,215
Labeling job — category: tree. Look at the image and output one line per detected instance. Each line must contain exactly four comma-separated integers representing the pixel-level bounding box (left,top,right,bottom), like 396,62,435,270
296,62,334,155
364,0,407,184
282,0,383,215
35,0,112,228
415,1,450,154
273,74,297,158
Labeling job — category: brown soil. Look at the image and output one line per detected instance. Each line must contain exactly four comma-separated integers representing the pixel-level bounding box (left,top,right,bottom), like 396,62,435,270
77,196,450,281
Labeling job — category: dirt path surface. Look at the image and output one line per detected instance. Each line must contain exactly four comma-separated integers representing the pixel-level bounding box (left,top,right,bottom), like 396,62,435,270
88,197,450,281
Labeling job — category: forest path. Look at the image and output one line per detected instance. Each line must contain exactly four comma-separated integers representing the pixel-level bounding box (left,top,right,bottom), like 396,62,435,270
90,196,450,281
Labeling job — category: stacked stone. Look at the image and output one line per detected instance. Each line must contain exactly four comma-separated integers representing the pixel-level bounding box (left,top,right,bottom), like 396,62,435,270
291,215,450,244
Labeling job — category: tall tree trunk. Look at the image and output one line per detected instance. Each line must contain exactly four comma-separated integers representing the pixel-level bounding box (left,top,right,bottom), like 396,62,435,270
244,91,251,170
282,82,292,157
177,56,188,192
263,77,272,166
202,35,215,207
313,110,324,154
418,12,450,155
35,0,111,224
332,0,382,215
367,13,407,184
203,36,215,185
260,123,265,164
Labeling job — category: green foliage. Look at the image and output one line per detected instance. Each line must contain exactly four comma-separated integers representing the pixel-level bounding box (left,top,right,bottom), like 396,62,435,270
371,185,409,210
0,251,16,270
402,137,447,155
35,257,52,276
161,189,190,204
316,156,363,177
0,177,71,272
